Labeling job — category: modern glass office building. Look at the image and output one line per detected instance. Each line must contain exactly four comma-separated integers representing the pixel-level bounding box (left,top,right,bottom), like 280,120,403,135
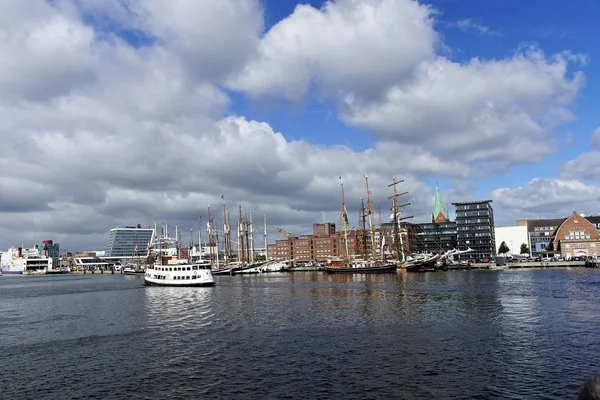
105,226,155,257
452,200,496,261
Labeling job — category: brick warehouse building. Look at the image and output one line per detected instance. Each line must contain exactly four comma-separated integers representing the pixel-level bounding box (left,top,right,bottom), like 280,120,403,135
551,212,600,258
516,214,600,257
268,223,359,262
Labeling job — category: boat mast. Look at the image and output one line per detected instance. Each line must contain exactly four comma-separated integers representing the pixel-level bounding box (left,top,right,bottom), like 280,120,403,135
215,218,220,269
222,195,229,266
244,210,251,263
198,216,202,261
388,176,413,263
379,207,385,262
207,206,213,265
339,176,350,266
249,212,254,263
263,214,268,260
238,206,245,263
365,175,377,262
358,197,366,260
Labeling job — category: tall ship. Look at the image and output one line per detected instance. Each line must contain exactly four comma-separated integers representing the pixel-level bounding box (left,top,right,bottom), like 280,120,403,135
323,176,397,274
0,247,53,275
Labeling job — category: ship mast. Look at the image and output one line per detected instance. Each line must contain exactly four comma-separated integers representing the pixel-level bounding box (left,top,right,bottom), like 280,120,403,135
238,206,245,263
222,195,229,266
263,215,268,260
365,175,377,262
388,176,413,263
339,176,350,266
198,216,202,261
358,197,367,260
207,206,213,265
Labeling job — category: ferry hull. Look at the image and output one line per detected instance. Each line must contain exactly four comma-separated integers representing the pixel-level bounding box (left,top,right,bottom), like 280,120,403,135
144,279,215,287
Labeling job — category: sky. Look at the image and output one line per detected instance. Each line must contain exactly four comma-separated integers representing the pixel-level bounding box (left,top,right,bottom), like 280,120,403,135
1,0,599,252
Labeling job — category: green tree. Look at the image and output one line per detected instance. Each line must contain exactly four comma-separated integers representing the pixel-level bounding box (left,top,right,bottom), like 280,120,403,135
545,242,554,251
498,241,510,254
520,243,530,255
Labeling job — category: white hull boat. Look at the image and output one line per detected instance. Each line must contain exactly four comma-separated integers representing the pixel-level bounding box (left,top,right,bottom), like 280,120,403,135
144,263,215,287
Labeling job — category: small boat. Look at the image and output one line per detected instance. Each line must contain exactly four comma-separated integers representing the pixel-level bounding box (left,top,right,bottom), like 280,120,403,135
123,264,146,275
45,267,70,274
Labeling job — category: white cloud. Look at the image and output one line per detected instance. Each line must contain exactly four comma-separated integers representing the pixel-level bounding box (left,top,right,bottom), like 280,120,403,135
559,127,600,181
228,0,438,102
227,0,583,170
491,179,600,225
0,1,97,100
342,49,583,168
561,152,600,181
592,126,600,148
454,18,500,36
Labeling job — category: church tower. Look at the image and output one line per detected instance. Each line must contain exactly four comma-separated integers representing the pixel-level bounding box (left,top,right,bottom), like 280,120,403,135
432,184,450,223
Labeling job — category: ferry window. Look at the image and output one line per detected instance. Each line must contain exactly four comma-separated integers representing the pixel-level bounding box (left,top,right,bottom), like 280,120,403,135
192,266,198,270
192,276,196,279
186,276,190,279
169,268,172,271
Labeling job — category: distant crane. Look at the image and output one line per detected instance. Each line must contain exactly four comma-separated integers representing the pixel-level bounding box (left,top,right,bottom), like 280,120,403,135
254,222,291,239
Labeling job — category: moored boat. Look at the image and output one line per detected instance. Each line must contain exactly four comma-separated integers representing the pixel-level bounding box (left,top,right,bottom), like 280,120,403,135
0,247,52,275
123,264,146,275
324,176,399,274
323,262,397,274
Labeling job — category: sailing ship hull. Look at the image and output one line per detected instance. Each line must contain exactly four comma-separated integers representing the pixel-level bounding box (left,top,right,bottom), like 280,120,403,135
323,264,398,274
405,260,438,272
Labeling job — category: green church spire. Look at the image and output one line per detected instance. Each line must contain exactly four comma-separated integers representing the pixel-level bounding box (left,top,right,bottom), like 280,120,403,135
432,183,449,223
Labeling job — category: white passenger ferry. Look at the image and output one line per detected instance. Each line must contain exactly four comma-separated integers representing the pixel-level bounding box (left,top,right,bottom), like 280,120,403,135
144,261,215,287
0,247,52,274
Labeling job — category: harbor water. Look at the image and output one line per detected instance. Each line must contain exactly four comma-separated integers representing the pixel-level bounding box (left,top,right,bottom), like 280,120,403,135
1,269,599,399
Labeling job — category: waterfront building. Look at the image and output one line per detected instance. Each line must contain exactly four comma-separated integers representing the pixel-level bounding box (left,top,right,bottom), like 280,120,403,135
405,221,458,254
452,200,496,261
40,240,60,261
105,225,154,257
271,223,359,262
551,212,600,258
493,226,528,255
517,215,600,257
